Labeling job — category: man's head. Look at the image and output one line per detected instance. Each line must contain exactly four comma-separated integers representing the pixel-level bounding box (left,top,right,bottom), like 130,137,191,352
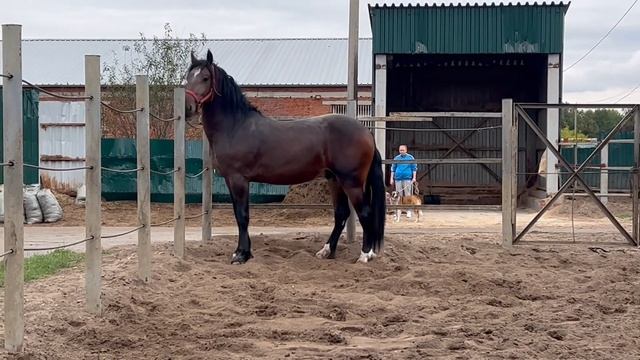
398,145,408,155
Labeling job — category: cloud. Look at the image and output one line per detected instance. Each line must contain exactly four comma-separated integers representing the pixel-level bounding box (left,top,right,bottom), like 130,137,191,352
2,0,639,102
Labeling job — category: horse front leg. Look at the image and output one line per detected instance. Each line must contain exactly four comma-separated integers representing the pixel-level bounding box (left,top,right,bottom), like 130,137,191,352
226,176,253,264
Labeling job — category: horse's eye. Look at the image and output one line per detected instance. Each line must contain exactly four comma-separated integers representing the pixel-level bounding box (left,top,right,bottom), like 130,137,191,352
203,77,209,82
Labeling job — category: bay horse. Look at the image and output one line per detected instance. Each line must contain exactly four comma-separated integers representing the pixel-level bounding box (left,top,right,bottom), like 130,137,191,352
184,50,385,264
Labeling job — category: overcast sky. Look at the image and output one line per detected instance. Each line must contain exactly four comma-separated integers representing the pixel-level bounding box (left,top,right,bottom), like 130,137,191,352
2,0,639,104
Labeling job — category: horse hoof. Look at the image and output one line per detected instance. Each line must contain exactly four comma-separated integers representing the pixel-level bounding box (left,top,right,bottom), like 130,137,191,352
356,250,377,264
315,243,331,259
230,250,253,265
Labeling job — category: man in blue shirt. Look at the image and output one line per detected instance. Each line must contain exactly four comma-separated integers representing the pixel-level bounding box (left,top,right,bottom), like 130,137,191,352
390,144,417,219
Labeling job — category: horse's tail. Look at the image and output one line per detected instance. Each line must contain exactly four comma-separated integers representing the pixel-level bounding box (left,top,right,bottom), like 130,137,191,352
366,148,386,253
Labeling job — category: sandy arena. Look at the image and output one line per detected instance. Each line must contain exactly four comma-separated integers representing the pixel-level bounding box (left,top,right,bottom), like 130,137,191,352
1,194,639,359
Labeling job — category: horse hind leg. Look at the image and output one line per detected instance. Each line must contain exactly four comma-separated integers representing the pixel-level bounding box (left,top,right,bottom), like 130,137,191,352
316,177,350,259
342,185,376,264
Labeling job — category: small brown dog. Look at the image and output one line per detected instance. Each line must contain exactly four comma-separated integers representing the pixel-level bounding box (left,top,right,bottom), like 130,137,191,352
389,191,423,222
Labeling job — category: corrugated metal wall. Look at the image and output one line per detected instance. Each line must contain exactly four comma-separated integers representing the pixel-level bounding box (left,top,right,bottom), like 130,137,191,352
0,89,40,185
39,101,86,192
560,137,633,192
369,3,568,54
386,117,506,187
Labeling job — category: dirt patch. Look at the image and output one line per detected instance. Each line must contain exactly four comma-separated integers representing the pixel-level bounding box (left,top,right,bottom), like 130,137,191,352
45,191,334,228
282,178,331,204
546,196,632,219
1,231,639,359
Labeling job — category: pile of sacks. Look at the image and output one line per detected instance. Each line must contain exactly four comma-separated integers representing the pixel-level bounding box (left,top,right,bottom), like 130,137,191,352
0,185,64,224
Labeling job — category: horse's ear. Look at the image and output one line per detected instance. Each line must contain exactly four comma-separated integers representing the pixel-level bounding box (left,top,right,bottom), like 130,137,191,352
206,49,214,65
190,51,198,64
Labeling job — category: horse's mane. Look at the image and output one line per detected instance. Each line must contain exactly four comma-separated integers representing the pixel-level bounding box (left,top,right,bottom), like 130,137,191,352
190,60,261,116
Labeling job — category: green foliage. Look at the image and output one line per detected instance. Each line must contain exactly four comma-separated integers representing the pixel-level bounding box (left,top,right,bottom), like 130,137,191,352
560,108,631,139
0,250,84,287
102,23,207,138
560,126,588,141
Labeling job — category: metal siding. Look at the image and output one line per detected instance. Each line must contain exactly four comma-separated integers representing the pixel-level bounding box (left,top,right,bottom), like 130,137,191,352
560,138,634,192
370,3,568,54
16,39,373,86
38,101,86,192
40,160,86,192
387,118,503,186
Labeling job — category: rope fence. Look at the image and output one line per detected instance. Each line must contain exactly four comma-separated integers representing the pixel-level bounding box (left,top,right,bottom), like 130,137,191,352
24,236,94,252
184,211,208,220
23,163,92,171
101,225,145,239
186,168,208,178
151,216,180,227
0,249,14,258
100,101,143,114
150,168,179,176
1,29,205,351
187,120,203,129
22,79,92,100
150,113,180,122
101,166,143,173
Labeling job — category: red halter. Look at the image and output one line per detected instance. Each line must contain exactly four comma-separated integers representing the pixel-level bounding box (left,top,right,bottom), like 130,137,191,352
185,66,217,111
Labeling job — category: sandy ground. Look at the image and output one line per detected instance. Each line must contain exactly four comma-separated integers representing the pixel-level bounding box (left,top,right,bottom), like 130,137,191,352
0,195,639,359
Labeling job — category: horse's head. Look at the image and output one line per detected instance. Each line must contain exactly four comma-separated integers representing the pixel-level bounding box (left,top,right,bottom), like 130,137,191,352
184,49,218,122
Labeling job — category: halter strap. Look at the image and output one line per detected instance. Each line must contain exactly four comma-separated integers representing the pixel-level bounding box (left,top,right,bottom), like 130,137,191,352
185,65,220,111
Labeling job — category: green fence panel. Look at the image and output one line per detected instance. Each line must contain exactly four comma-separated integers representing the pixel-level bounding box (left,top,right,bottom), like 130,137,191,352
0,89,40,185
101,138,289,203
560,132,633,191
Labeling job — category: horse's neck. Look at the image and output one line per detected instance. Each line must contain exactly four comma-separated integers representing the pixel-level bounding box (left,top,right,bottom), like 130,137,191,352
204,108,266,146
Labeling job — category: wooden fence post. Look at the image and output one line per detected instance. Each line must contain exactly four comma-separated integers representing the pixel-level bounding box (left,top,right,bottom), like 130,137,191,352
136,75,151,281
174,88,186,258
2,23,24,353
85,55,103,315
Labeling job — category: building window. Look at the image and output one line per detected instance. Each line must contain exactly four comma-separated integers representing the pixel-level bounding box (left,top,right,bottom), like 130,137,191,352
330,104,372,117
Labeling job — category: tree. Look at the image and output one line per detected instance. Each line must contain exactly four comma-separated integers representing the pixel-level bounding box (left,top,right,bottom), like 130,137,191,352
102,23,207,138
560,108,630,139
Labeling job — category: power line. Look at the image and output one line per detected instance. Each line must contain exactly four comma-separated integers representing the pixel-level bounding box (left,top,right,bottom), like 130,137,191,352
564,0,639,72
590,85,639,103
614,82,640,104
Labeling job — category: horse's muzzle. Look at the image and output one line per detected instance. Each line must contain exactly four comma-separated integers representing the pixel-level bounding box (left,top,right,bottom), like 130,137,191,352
185,88,213,114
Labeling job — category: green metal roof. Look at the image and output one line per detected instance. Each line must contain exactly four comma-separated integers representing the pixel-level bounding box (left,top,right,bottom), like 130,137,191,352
369,2,570,54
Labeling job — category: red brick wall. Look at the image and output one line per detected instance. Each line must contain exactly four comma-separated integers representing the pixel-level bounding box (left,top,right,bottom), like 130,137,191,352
38,85,373,138
248,97,332,119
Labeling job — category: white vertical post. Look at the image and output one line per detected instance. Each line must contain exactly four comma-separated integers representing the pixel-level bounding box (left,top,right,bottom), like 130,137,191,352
374,54,387,174
601,143,609,205
502,99,515,247
136,75,151,282
174,88,186,258
345,0,359,243
84,55,102,315
3,24,24,353
202,132,212,242
546,54,561,195
634,107,640,247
